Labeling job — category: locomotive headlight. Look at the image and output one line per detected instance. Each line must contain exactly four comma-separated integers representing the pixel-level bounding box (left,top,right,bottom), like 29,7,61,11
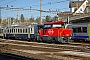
62,37,64,38
69,37,72,39
66,34,69,36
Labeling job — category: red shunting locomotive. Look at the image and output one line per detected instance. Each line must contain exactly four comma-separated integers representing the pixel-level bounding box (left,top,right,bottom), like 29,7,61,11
37,21,72,43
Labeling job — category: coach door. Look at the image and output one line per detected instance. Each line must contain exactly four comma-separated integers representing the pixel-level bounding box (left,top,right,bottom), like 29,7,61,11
28,28,30,38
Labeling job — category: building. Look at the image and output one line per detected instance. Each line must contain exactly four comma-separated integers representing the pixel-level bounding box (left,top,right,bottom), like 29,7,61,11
57,0,90,23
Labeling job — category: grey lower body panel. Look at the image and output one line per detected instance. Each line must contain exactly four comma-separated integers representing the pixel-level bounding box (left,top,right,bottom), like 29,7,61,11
37,36,72,43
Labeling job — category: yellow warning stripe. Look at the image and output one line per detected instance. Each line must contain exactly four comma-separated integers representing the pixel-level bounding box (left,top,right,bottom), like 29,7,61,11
60,29,64,36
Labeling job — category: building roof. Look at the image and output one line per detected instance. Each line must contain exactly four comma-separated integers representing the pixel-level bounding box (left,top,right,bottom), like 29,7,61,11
69,1,84,8
57,12,72,17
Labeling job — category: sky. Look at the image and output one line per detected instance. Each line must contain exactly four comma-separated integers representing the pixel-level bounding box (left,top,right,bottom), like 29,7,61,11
0,0,71,20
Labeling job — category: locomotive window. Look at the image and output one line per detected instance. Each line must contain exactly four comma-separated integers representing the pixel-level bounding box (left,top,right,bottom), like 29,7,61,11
82,27,87,33
44,25,52,28
53,24,62,28
66,25,72,28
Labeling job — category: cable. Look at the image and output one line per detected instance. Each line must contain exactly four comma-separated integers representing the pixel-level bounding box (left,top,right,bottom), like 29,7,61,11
1,0,70,19
18,0,70,8
42,0,70,6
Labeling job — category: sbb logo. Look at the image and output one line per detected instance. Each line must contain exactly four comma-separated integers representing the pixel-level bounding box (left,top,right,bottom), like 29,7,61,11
48,29,54,34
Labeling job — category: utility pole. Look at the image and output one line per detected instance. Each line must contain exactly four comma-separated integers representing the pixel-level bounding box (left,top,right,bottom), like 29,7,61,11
67,16,70,24
0,6,2,27
40,0,42,24
0,6,1,19
16,10,18,23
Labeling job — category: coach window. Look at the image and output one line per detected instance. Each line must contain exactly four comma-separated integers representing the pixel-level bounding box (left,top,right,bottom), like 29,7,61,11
0,29,1,34
77,27,82,33
14,29,15,33
31,28,32,33
8,29,9,33
12,29,13,33
10,29,11,33
26,29,27,33
16,29,17,33
23,29,24,33
82,27,87,33
24,28,26,33
72,28,77,33
18,29,19,33
0,30,1,33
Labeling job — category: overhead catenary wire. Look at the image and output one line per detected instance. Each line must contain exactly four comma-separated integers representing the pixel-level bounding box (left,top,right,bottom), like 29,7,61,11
19,0,70,9
1,0,71,20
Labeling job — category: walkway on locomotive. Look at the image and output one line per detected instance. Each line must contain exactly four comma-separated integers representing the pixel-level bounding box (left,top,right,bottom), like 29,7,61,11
3,25,38,39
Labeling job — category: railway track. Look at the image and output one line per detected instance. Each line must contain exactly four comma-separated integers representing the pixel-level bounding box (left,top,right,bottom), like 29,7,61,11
0,38,90,60
1,39,90,52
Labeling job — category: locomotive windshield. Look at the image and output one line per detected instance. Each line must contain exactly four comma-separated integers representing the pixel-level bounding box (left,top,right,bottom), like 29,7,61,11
44,24,52,28
44,24,64,28
53,24,64,28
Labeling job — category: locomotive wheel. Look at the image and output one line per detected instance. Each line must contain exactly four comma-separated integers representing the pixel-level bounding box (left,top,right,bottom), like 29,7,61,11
52,39,56,43
39,38,43,42
28,39,31,42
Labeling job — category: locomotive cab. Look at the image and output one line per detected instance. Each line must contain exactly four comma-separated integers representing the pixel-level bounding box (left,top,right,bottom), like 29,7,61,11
37,21,72,43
